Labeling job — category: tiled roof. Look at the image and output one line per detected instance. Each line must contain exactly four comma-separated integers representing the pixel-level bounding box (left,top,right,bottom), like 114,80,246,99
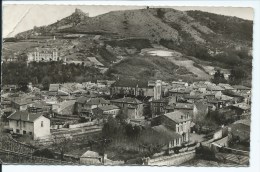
81,150,100,158
86,98,110,105
152,125,182,140
98,105,119,111
163,110,191,123
8,111,44,122
111,97,142,104
175,103,194,110
234,119,250,126
12,98,34,106
183,94,203,99
218,83,234,90
233,85,251,90
207,85,225,91
231,103,250,110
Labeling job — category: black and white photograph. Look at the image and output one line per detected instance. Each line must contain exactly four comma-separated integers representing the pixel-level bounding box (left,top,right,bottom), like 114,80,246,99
1,2,259,169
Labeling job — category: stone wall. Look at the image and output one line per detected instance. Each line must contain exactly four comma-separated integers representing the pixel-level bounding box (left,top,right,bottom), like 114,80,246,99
147,150,196,166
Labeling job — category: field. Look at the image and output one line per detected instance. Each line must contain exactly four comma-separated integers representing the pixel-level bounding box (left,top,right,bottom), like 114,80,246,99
142,48,211,80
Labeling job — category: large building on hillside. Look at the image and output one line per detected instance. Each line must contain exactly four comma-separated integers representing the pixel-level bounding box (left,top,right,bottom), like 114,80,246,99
110,79,162,100
27,48,59,62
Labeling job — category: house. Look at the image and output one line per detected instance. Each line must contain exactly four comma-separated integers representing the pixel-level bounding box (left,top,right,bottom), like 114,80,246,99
8,111,50,140
233,85,251,92
152,125,182,148
168,88,191,101
183,94,203,103
28,101,52,113
110,97,144,119
174,103,194,118
218,83,235,91
80,150,103,165
150,98,169,117
228,119,250,142
229,103,250,119
150,97,177,117
152,111,192,143
74,96,110,115
110,79,162,100
93,105,120,118
53,100,76,115
11,98,34,111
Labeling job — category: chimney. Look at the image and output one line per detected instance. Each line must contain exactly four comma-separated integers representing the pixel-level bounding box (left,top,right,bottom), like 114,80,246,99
27,114,30,121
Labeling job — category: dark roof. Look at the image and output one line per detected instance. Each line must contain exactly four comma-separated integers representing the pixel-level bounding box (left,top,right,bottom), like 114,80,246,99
151,97,169,103
86,98,109,105
76,96,109,105
112,79,150,88
8,111,45,122
98,105,120,111
231,103,250,110
111,97,142,104
183,94,203,99
163,111,191,123
152,125,182,140
12,98,34,106
175,103,194,110
233,85,251,90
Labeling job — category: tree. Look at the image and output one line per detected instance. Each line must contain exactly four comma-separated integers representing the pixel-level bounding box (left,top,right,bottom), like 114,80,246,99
41,76,51,90
212,70,227,84
116,112,128,123
18,81,29,92
229,66,246,84
51,135,73,161
33,148,55,159
102,115,119,137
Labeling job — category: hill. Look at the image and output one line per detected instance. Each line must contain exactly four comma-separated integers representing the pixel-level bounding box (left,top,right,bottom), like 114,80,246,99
10,8,253,84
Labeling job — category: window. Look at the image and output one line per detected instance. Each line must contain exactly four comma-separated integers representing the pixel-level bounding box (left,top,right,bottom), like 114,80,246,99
16,121,19,127
16,129,20,133
23,121,26,127
41,121,44,127
29,132,32,135
23,130,26,134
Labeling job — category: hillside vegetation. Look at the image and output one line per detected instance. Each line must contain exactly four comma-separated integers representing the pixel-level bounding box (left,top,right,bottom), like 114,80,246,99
9,8,253,84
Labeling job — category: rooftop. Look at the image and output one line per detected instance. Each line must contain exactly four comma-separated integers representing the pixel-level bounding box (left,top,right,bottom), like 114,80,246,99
8,111,45,122
163,110,191,123
111,97,142,104
98,105,120,111
152,125,182,140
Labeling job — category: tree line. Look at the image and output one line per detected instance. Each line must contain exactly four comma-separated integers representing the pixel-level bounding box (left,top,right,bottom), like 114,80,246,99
2,61,105,90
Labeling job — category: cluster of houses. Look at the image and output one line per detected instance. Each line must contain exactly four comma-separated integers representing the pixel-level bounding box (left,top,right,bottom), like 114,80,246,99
1,79,251,164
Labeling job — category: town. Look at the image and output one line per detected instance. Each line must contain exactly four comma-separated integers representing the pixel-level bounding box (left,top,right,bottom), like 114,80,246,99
1,6,253,166
0,77,251,165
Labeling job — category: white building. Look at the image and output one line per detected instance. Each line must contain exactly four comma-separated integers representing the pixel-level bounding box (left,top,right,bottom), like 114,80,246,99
8,111,51,140
27,48,59,62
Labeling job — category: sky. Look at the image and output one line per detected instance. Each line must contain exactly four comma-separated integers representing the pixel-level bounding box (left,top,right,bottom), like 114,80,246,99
2,5,254,38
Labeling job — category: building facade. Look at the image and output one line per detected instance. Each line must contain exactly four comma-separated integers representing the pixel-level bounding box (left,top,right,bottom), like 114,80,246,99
28,48,59,62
